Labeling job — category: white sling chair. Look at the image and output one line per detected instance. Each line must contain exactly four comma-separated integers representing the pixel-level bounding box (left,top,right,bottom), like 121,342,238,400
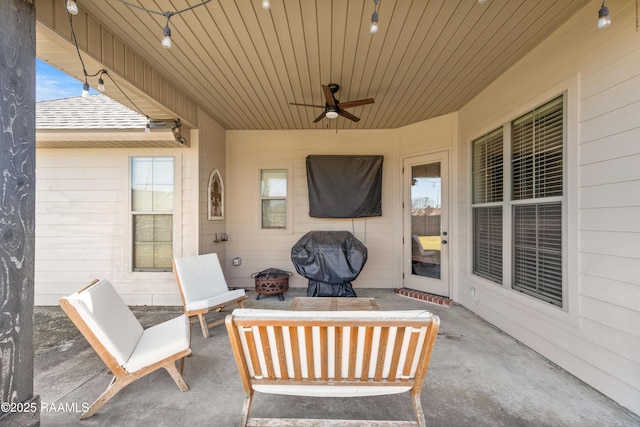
59,279,191,419
173,253,247,338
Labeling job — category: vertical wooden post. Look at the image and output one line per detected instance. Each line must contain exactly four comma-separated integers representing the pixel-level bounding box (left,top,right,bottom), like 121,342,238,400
0,0,39,426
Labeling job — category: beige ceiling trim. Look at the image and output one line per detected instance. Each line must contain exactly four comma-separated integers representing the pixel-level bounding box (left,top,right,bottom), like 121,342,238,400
35,0,198,128
36,129,184,149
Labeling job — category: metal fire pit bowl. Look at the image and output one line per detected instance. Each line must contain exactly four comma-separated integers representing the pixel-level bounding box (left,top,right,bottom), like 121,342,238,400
251,268,292,301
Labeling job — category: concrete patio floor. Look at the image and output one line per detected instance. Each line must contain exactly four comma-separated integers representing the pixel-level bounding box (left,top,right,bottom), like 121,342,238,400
33,288,639,426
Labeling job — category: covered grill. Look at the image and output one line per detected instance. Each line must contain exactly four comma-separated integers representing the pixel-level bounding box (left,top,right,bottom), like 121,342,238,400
290,231,367,297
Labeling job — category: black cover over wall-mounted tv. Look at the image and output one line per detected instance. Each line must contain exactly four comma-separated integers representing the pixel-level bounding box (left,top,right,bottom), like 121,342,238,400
306,155,383,218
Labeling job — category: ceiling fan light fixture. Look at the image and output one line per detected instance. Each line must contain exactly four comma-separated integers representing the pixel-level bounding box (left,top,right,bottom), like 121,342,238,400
326,108,339,120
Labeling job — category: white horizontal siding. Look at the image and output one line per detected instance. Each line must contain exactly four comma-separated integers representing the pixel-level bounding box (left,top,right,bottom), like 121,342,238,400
580,206,640,232
580,230,640,258
580,154,640,187
458,0,640,415
580,252,640,286
35,143,200,306
580,180,640,208
580,273,640,311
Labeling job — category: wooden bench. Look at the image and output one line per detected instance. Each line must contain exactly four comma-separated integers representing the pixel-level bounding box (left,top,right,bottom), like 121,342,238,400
225,308,440,426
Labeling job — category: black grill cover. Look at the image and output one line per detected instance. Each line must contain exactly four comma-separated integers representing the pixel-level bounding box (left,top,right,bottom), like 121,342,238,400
290,231,367,297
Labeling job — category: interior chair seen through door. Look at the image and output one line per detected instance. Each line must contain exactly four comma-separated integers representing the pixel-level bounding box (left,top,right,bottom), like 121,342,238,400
173,253,247,338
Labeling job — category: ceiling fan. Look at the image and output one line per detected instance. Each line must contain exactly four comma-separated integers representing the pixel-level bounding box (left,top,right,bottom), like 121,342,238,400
290,83,374,123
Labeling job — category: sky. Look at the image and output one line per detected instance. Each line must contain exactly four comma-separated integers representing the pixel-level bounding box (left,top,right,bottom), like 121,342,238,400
412,177,441,208
36,59,98,101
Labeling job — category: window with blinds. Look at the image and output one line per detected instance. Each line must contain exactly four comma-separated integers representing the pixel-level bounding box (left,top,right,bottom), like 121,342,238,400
472,128,504,284
470,94,565,308
513,203,562,306
512,96,564,200
511,95,564,307
473,207,503,284
473,128,504,204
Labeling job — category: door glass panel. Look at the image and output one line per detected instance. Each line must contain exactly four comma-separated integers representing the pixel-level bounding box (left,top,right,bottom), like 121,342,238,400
411,162,441,280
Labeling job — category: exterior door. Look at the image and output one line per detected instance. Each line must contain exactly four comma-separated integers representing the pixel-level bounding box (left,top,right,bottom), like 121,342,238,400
403,152,449,296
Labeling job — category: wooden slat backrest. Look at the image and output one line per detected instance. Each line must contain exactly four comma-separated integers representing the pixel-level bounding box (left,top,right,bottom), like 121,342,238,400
226,311,439,392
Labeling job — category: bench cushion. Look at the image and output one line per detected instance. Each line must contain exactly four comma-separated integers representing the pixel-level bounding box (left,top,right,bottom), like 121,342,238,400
231,308,434,321
253,384,412,397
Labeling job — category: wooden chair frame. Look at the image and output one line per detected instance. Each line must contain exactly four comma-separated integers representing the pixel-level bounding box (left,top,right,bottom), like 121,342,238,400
173,256,248,338
60,280,191,419
226,309,440,426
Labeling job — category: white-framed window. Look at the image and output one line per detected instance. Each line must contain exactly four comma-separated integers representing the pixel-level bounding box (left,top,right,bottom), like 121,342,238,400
471,95,564,308
260,169,287,229
131,157,174,272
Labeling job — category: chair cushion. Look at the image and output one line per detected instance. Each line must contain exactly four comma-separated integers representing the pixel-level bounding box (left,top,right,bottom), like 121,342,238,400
69,279,143,366
252,384,412,397
174,253,230,303
185,288,246,312
124,314,190,372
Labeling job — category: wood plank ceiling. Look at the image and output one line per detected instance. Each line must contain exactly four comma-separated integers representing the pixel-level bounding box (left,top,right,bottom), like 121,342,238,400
43,0,591,130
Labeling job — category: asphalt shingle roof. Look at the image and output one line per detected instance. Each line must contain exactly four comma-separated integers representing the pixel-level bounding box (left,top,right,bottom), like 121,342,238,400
36,94,146,130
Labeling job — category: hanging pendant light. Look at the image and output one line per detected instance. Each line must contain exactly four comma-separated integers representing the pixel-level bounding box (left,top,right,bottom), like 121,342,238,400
117,0,212,49
66,0,79,15
370,0,380,34
370,11,379,33
162,23,172,49
598,1,611,29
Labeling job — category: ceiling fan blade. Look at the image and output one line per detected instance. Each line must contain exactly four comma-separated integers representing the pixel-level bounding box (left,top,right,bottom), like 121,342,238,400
322,85,336,106
313,111,327,123
338,109,360,122
338,98,375,109
290,102,325,108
